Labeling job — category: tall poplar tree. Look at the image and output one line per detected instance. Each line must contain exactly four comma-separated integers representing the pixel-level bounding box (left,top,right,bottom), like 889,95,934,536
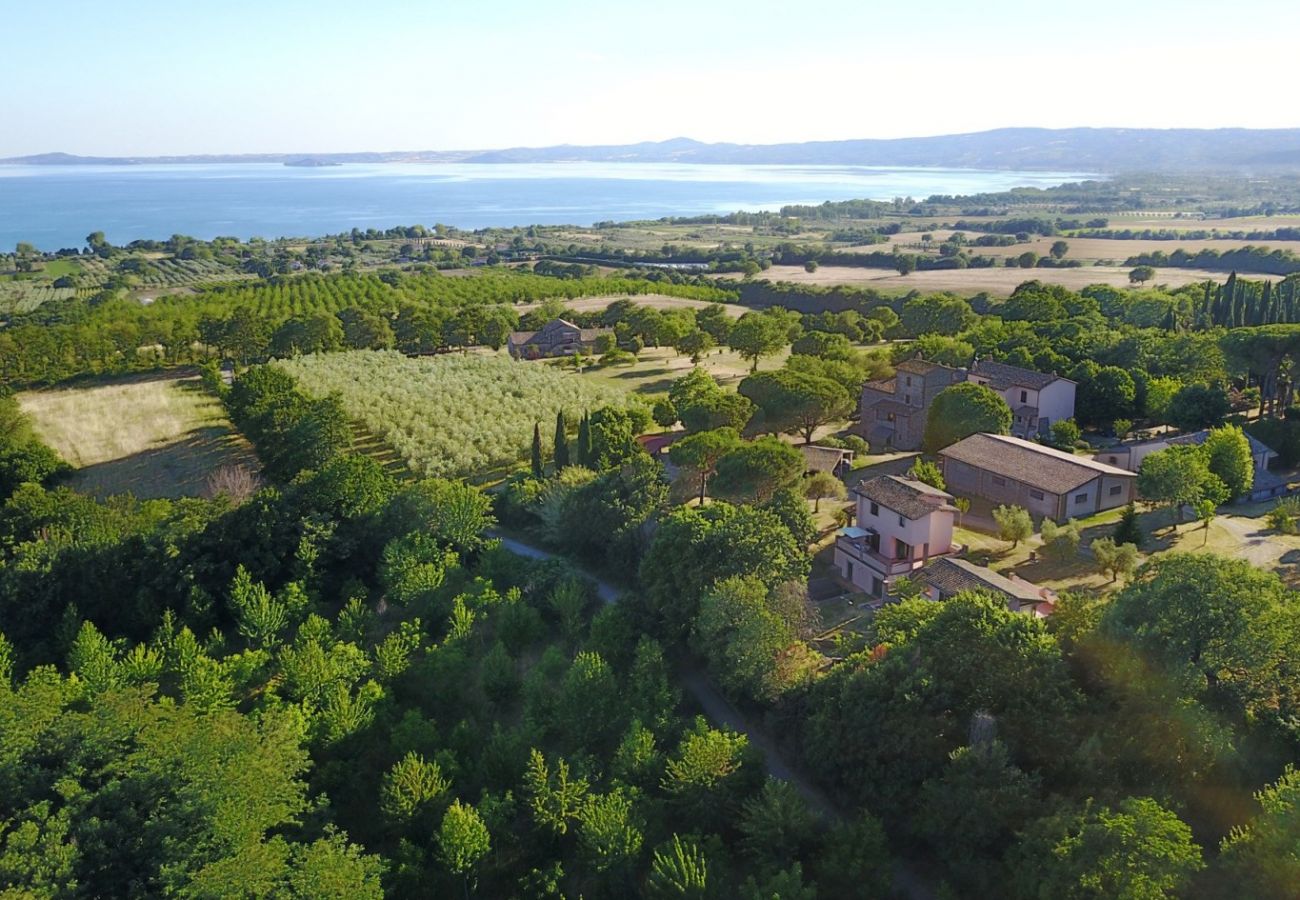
554,411,570,469
531,422,544,478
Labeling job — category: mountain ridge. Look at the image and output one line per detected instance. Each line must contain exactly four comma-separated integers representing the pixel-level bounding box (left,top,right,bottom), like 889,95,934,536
7,127,1300,172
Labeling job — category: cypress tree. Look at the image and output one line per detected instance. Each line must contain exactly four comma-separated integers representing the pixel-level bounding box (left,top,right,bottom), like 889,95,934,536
1113,502,1144,548
577,412,592,467
554,411,570,469
531,422,544,478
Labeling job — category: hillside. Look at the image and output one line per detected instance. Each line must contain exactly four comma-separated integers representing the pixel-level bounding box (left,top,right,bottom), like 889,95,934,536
9,127,1300,172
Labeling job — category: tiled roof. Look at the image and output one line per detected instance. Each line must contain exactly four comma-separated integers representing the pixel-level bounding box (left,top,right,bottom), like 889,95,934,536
970,359,1068,391
508,331,537,345
870,399,919,418
922,557,1045,603
863,378,896,394
855,474,954,520
940,433,1134,494
800,445,853,473
897,358,959,376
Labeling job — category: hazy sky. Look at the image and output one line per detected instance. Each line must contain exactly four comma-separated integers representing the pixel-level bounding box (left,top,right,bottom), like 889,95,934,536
5,0,1299,156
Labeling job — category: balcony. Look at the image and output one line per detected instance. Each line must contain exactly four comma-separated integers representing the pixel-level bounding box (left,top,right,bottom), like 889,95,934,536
834,528,963,578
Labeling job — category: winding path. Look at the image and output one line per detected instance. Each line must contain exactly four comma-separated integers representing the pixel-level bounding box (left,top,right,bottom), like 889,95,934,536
495,534,937,898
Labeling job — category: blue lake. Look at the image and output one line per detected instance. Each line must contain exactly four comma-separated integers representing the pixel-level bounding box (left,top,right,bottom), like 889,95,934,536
0,162,1094,250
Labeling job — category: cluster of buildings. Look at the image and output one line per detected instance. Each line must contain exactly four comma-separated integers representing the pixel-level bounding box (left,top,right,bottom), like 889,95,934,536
858,357,1076,451
507,318,613,360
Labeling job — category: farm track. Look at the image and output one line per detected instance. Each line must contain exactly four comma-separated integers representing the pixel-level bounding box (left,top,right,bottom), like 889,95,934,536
347,420,415,481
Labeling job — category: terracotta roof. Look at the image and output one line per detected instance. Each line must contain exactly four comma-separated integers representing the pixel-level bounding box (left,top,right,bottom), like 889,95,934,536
863,378,896,394
940,433,1134,494
922,557,1047,604
508,331,538,345
896,358,958,376
855,475,954,520
800,445,853,473
970,359,1069,391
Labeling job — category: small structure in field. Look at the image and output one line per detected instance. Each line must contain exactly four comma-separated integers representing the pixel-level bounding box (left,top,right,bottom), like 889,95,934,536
799,444,854,477
507,318,613,359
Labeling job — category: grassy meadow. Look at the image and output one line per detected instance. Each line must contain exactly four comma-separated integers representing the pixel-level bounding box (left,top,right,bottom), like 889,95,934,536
18,374,257,499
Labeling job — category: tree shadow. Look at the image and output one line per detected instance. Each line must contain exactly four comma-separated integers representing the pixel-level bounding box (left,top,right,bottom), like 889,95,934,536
69,425,259,499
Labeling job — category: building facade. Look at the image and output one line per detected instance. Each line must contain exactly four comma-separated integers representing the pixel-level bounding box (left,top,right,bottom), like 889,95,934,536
507,319,613,359
940,433,1136,522
966,359,1076,440
833,475,959,598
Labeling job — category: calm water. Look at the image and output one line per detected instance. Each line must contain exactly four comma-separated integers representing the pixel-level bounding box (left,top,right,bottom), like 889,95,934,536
0,162,1093,251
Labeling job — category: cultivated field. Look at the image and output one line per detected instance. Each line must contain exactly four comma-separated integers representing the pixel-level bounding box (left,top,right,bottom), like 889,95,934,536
515,293,747,318
279,350,638,478
845,230,1300,264
18,374,258,498
733,264,1229,296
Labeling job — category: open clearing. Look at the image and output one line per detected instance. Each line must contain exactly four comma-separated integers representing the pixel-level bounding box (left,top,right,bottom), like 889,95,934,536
845,230,1300,263
19,373,257,499
731,264,1229,296
515,293,747,318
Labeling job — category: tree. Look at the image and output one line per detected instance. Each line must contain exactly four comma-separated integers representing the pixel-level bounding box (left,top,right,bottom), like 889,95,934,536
803,471,846,512
1168,383,1231,431
1214,767,1300,899
531,422,544,478
954,496,971,528
437,800,490,895
1040,518,1081,563
1138,446,1227,524
1102,554,1300,721
1010,798,1203,900
738,779,816,863
675,330,715,363
712,436,805,503
1077,367,1136,428
380,752,449,823
693,576,799,703
1049,419,1081,451
900,293,976,337
1018,251,1039,268
553,411,570,469
588,406,642,469
1091,537,1139,582
803,259,819,273
1129,264,1157,284
908,457,945,490
923,383,1012,453
993,504,1033,548
728,309,798,372
652,398,678,430
815,813,892,900
1113,502,1144,548
670,428,743,504
669,369,754,433
1194,498,1216,542
647,835,709,899
895,253,917,276
1202,425,1254,501
739,369,853,443
1050,240,1069,260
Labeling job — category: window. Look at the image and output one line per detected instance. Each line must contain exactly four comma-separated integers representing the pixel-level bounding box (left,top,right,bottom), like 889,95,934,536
1074,493,1088,505
871,577,884,598
905,376,913,387
1107,456,1119,464
845,561,854,582
1020,390,1028,403
904,395,911,405
869,501,879,517
895,540,912,560
898,515,905,527
1029,489,1044,501
1109,485,1123,496
991,475,1006,487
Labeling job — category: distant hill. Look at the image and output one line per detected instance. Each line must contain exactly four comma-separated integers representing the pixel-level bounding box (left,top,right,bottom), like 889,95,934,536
8,128,1300,172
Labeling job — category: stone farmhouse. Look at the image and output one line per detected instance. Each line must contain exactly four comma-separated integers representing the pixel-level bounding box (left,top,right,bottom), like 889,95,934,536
966,359,1076,441
940,433,1136,522
507,318,613,359
919,557,1057,617
857,357,1074,451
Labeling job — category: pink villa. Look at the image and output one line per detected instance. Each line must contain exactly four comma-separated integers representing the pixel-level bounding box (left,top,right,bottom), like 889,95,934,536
833,475,960,599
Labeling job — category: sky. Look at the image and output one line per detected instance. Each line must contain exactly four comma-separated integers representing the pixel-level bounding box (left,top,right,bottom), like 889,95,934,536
4,0,1299,157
